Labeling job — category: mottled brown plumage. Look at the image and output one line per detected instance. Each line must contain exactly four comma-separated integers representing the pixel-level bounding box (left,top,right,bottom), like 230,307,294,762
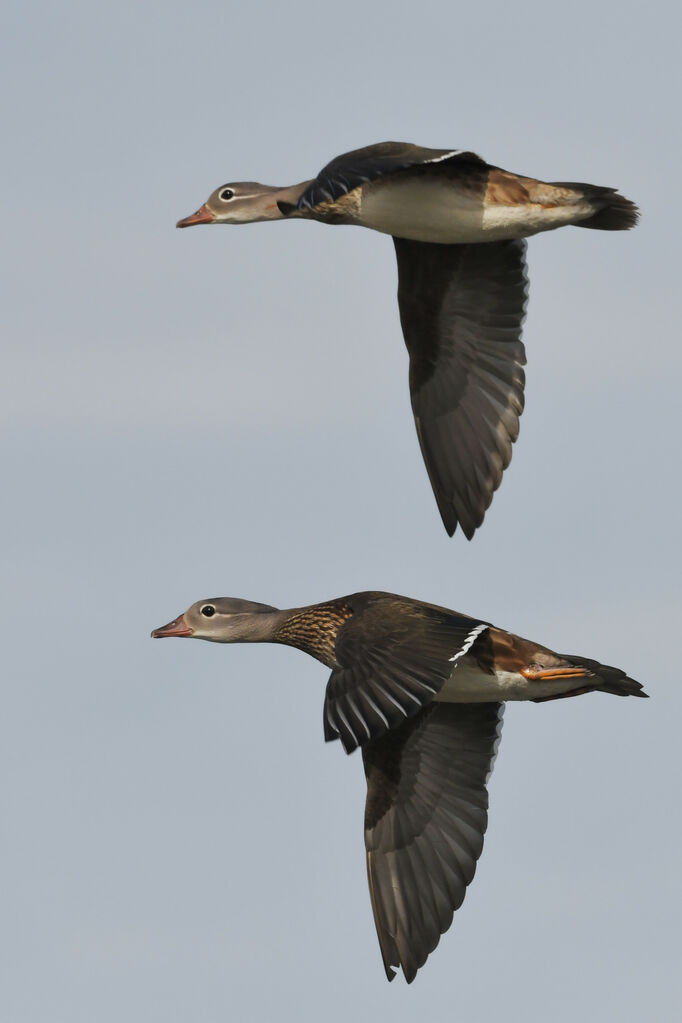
274,600,353,667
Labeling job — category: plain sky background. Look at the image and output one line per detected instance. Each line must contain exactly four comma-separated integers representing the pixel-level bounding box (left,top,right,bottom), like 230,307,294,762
3,0,680,1019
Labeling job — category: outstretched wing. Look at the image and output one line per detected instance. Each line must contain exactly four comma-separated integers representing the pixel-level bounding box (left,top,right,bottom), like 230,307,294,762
395,237,528,538
324,598,488,753
363,702,504,982
295,142,485,211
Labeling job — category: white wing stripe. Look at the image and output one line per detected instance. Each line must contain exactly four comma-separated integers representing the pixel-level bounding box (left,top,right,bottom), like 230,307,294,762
335,704,360,748
425,150,465,164
325,701,340,735
357,689,390,731
344,691,372,740
449,623,489,664
371,680,410,718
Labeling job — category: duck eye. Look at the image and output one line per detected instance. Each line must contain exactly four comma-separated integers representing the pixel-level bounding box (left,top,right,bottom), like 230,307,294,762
219,188,235,202
201,605,216,618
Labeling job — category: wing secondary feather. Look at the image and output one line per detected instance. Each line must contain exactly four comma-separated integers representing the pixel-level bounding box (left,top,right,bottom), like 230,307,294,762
394,237,529,537
363,702,504,982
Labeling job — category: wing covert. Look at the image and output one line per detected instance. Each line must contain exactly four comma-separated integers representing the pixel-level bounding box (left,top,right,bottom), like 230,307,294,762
296,142,485,211
324,599,488,752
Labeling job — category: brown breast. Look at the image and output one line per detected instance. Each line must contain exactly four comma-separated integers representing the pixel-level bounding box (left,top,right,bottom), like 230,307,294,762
274,600,354,666
305,190,362,225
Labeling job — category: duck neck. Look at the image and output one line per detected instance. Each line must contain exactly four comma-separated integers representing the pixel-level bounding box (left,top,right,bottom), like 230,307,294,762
232,608,293,643
255,180,313,220
273,600,354,667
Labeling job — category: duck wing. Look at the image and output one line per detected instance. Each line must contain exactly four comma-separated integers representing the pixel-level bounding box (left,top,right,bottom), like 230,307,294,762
293,142,485,211
323,596,488,752
363,701,504,982
394,236,528,538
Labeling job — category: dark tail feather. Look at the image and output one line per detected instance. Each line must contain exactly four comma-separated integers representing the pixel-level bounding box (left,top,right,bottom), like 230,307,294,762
551,181,639,230
565,653,648,697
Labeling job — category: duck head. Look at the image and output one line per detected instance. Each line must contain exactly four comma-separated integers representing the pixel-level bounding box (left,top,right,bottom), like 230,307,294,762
176,182,297,227
151,597,280,642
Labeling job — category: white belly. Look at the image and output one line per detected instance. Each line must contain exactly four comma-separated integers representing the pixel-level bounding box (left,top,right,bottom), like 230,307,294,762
435,662,584,703
358,178,593,244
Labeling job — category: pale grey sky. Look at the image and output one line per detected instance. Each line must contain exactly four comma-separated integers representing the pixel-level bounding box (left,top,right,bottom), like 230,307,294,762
2,0,680,1020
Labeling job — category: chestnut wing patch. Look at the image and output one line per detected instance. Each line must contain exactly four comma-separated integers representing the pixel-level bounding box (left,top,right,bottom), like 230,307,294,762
295,142,485,211
324,600,488,753
363,702,504,982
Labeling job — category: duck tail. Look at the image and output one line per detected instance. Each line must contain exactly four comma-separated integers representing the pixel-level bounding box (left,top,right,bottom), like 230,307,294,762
565,653,648,697
550,181,639,230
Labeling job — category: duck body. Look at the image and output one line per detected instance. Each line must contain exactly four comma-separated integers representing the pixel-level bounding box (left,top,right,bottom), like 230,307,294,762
357,172,545,243
152,590,646,983
276,142,638,240
177,143,638,539
355,171,604,243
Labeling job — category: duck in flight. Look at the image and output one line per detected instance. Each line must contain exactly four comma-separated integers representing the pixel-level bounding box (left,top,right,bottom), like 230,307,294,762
152,589,646,982
177,142,638,538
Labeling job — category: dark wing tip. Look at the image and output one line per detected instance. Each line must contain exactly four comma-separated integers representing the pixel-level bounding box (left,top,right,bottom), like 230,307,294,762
442,513,476,540
430,467,489,540
445,507,478,540
440,505,458,537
